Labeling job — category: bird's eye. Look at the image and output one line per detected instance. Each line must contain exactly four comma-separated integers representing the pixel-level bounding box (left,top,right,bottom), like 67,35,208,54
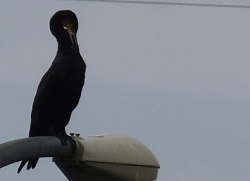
63,23,73,31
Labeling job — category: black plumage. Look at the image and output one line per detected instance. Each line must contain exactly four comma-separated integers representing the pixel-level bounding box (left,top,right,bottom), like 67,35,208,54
17,10,86,173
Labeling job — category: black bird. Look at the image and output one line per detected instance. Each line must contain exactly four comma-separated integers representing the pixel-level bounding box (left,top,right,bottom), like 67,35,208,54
17,10,86,173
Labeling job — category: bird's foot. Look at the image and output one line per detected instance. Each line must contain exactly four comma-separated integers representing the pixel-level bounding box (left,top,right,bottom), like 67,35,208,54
56,134,77,153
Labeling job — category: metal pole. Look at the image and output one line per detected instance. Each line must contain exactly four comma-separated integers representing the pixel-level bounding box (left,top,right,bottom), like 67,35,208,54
0,136,74,168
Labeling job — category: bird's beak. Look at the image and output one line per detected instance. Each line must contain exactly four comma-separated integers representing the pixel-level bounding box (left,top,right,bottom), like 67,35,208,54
63,23,78,47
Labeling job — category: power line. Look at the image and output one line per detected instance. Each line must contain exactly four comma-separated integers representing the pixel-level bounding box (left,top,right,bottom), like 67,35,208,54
75,0,250,9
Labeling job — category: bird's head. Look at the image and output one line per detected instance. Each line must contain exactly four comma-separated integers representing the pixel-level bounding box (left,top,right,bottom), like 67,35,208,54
50,10,79,48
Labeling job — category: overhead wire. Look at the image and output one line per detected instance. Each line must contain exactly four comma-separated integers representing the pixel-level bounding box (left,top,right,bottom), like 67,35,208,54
75,0,250,9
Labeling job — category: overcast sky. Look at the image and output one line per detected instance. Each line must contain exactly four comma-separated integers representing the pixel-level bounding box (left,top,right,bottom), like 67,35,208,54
2,0,250,180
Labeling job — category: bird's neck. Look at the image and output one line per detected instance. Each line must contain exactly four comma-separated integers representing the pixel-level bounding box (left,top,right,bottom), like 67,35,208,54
57,45,79,54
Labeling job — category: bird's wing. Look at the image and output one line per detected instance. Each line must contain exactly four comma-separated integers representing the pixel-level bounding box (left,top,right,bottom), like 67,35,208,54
29,63,67,136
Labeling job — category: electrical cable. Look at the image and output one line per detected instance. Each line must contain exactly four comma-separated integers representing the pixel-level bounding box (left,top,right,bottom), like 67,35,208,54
75,0,250,9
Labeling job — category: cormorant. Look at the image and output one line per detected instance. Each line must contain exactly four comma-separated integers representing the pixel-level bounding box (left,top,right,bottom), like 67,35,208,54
17,10,86,173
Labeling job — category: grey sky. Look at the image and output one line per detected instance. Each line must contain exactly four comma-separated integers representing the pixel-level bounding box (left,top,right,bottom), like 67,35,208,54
1,0,250,180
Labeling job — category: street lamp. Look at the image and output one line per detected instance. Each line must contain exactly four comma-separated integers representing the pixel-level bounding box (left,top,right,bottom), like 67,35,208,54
55,134,160,181
0,134,160,180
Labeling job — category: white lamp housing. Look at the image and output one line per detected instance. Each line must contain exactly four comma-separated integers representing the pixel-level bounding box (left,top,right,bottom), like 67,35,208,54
54,134,160,181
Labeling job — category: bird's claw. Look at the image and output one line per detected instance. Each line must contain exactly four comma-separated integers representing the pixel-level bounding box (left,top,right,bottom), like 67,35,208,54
56,134,77,153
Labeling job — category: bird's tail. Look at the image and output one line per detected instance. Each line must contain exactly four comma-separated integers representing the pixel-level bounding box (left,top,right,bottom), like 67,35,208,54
17,158,39,173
